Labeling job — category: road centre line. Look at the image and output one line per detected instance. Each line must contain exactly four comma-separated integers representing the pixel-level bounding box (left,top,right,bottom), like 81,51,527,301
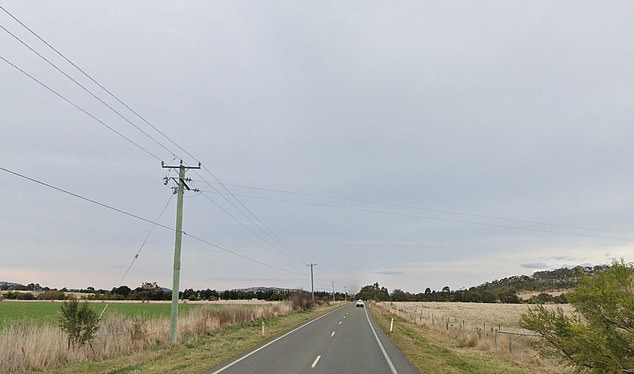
311,355,321,368
364,306,398,374
209,308,341,374
331,331,335,337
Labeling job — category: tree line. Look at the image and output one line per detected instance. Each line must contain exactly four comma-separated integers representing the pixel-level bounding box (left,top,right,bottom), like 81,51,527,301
354,265,611,304
1,281,348,302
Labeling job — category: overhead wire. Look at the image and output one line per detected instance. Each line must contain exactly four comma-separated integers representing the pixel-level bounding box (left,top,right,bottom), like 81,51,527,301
0,167,303,275
201,189,634,242
202,182,634,238
116,193,174,288
0,4,193,164
0,5,309,266
7,4,627,261
0,54,162,162
0,22,177,159
194,171,310,263
184,233,304,275
200,192,306,264
100,193,174,319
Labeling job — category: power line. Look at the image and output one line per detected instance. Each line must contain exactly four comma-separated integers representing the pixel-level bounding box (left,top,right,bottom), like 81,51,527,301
116,193,174,287
0,22,177,159
200,192,306,264
0,5,308,264
4,25,629,249
202,182,634,238
0,166,172,229
0,4,194,164
195,171,310,263
201,189,634,243
0,47,309,269
0,166,303,276
184,233,304,275
0,54,162,162
99,193,174,320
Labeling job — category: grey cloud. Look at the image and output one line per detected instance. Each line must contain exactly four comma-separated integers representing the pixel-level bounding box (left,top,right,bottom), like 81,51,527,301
2,1,634,292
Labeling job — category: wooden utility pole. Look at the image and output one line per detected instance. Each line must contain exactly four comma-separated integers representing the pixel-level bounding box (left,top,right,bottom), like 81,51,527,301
307,263,316,301
162,160,200,343
331,280,335,302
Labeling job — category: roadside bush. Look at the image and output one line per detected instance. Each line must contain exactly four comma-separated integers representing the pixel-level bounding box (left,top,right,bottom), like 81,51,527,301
289,292,315,311
21,292,36,300
520,261,634,372
58,299,100,349
38,290,65,300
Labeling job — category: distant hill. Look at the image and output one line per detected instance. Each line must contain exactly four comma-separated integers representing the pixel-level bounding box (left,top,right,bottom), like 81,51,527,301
472,264,610,295
375,264,614,303
0,281,24,289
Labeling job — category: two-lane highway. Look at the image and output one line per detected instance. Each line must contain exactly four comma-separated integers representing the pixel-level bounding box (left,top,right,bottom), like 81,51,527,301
205,303,419,374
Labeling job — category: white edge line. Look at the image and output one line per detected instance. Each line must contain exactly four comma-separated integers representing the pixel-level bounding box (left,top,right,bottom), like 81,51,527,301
364,306,398,374
311,355,321,368
210,308,340,374
330,331,335,337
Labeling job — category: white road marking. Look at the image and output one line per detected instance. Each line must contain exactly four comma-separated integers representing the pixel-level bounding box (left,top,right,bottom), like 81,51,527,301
331,331,336,337
209,308,340,373
311,355,321,368
339,321,342,325
364,307,398,374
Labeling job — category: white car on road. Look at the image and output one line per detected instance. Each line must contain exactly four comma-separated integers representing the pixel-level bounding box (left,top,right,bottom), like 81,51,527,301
356,299,364,307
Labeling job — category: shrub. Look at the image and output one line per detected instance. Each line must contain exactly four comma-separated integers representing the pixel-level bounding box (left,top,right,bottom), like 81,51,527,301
38,290,65,300
58,299,100,349
289,292,315,311
520,261,634,372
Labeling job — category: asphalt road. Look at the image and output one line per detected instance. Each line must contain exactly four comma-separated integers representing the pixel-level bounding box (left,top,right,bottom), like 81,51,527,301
205,303,419,374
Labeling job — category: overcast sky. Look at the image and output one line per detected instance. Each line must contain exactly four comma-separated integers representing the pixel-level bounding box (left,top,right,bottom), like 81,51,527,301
2,1,634,294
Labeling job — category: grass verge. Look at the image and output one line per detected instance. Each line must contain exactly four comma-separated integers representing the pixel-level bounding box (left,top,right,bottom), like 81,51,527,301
43,303,342,374
368,303,567,374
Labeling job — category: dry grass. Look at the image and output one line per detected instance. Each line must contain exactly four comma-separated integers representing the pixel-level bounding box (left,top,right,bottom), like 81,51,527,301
0,302,292,373
516,290,568,300
375,302,572,373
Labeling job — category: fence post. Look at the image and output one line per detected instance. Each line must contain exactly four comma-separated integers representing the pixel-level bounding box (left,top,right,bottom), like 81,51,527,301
508,335,512,353
494,329,498,348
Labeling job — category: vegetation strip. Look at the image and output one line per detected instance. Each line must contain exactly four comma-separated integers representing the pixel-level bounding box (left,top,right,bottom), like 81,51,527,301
368,303,565,374
38,303,341,374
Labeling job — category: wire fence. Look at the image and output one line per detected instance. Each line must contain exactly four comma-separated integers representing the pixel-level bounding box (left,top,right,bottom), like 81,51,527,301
376,301,544,355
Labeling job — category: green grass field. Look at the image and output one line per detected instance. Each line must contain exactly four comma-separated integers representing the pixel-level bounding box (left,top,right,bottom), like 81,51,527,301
0,301,205,329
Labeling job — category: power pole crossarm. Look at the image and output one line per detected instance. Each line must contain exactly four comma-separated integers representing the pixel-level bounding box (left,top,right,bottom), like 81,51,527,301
162,160,201,344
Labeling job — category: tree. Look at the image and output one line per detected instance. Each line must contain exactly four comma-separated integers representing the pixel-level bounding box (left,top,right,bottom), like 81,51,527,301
112,285,131,297
356,283,390,301
391,289,414,301
520,261,634,372
58,299,100,349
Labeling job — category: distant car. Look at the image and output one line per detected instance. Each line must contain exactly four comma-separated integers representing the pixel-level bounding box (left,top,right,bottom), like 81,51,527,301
356,299,364,307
